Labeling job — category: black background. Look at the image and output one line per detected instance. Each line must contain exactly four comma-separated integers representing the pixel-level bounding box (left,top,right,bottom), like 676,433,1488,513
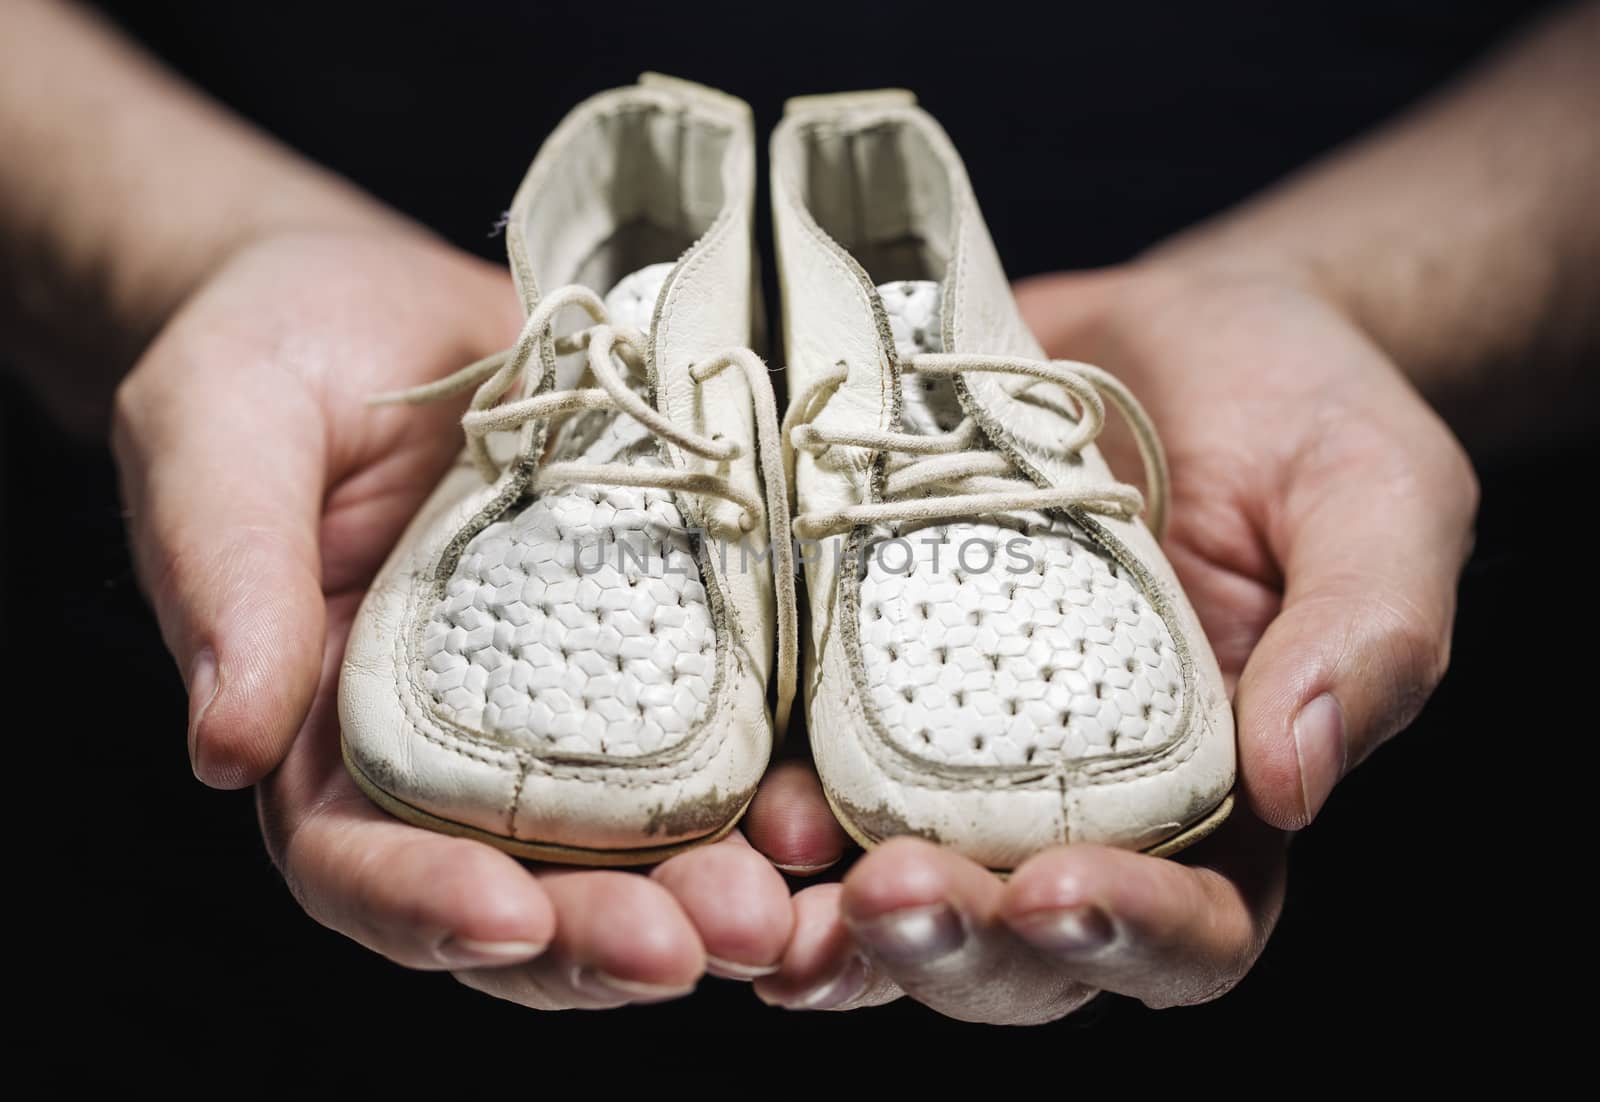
4,0,1588,1050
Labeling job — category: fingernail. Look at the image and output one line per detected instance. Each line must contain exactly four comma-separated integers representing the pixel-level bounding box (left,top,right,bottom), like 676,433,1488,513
571,966,696,1004
1293,692,1346,823
848,902,966,965
774,859,841,875
1012,904,1115,958
437,937,547,968
186,648,219,778
706,954,780,980
785,954,868,1010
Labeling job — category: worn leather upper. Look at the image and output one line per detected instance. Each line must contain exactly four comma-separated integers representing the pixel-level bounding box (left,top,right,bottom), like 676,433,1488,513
339,75,779,855
772,91,1235,866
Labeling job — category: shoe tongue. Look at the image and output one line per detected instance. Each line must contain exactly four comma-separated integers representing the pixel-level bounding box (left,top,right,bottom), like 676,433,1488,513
602,261,676,338
878,279,943,359
877,279,965,437
545,262,679,467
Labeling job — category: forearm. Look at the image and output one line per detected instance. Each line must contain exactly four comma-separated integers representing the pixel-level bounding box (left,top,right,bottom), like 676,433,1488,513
1151,1,1600,446
0,0,402,432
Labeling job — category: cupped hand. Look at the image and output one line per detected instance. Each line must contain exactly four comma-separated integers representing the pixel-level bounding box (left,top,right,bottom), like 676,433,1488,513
754,262,1478,1021
112,228,845,1006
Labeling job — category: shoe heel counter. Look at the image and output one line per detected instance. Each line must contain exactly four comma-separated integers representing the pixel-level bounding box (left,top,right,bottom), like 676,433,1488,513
783,88,917,116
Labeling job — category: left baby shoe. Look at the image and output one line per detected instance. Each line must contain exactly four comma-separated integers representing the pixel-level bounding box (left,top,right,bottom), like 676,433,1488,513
339,75,796,864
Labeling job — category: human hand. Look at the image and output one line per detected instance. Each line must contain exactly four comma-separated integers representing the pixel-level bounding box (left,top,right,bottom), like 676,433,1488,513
753,262,1478,1021
113,228,838,1005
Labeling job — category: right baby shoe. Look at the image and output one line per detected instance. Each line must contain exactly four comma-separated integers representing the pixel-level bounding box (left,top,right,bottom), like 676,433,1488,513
339,75,795,865
772,90,1235,870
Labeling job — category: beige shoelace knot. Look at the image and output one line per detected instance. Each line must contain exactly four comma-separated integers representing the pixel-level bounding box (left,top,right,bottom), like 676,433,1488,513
375,282,799,733
785,351,1168,540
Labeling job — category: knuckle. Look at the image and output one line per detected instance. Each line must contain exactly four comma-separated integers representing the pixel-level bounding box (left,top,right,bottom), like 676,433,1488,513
1453,453,1482,563
453,967,572,1012
1430,428,1481,529
270,824,319,920
109,363,171,474
1144,932,1264,1009
1408,418,1479,541
109,369,146,436
109,375,151,532
1389,608,1450,701
264,787,369,934
1160,970,1247,1009
262,793,328,911
1003,983,1102,1025
1454,449,1482,519
1359,600,1451,748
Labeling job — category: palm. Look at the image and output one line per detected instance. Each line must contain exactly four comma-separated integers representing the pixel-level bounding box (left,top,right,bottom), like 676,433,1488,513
126,228,805,1005
748,269,1474,1021
163,230,519,846
1019,268,1450,685
206,231,523,594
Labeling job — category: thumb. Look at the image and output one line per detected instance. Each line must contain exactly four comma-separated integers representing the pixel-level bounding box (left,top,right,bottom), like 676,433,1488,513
113,338,327,790
1012,269,1131,357
1235,441,1478,829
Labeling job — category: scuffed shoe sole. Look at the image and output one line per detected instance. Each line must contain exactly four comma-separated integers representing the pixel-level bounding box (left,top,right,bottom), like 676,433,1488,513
821,786,1236,870
342,736,751,866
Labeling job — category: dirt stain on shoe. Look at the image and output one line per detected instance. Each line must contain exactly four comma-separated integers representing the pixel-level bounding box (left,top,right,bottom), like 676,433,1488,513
643,785,750,837
833,796,943,846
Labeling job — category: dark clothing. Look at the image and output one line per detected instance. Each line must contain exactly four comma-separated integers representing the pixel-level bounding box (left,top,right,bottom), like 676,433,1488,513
96,1,1549,274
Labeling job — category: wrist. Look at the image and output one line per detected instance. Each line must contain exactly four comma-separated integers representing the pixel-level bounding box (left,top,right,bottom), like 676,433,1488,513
1137,221,1478,401
1132,213,1580,458
1137,225,1355,332
0,0,415,431
104,154,409,347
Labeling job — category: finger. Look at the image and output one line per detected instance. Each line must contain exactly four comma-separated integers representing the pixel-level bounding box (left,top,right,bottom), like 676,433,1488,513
1012,270,1127,356
652,832,794,979
754,883,902,1011
1163,540,1282,690
1002,818,1287,1007
257,610,554,971
457,871,706,1010
262,771,557,973
264,602,699,1011
840,838,1099,1025
743,759,850,874
1238,428,1478,827
113,339,327,789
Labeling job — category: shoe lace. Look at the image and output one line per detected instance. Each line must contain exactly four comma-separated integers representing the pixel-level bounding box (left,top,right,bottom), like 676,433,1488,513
374,283,799,733
784,351,1169,541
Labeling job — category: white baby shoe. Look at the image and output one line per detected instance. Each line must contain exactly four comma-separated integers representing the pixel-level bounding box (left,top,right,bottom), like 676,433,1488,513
772,90,1234,869
339,75,795,864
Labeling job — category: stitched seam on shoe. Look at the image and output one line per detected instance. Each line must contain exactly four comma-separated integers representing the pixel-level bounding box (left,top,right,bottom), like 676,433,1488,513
1069,710,1205,787
776,138,892,462
820,641,1205,801
647,162,751,651
389,595,522,773
1066,515,1198,773
823,610,1049,792
776,126,912,676
636,138,768,717
505,759,531,836
509,97,722,295
649,137,740,457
